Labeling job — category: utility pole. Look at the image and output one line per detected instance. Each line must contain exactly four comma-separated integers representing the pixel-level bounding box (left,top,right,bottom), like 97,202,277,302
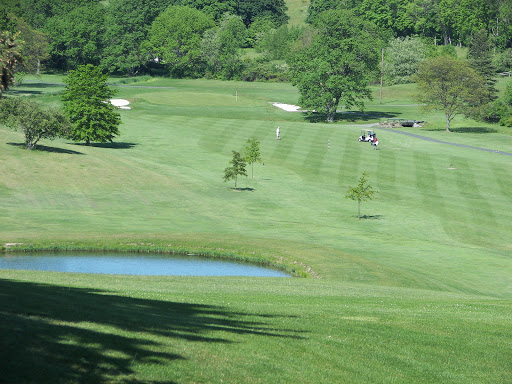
379,48,384,104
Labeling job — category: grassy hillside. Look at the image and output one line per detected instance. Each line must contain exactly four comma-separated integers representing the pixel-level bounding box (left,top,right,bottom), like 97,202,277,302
285,0,309,26
1,76,511,383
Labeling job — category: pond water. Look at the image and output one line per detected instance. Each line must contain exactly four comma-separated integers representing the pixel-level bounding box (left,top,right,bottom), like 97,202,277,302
0,253,291,277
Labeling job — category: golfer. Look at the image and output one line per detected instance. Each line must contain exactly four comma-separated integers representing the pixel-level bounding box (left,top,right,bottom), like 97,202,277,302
276,126,280,140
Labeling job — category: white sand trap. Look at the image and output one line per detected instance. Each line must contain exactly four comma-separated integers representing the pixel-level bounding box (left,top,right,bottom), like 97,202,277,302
272,102,301,112
110,99,131,109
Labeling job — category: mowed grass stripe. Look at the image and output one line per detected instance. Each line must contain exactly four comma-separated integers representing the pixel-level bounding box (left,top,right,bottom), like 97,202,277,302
300,124,333,182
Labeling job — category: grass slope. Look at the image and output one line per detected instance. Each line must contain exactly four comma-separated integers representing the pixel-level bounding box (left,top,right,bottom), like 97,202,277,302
1,76,512,383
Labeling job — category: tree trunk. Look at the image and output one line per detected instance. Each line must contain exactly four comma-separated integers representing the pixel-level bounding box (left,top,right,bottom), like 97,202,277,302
357,199,361,220
446,113,451,132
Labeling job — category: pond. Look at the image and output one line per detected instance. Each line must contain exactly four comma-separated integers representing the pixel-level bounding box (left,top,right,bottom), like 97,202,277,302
0,252,291,277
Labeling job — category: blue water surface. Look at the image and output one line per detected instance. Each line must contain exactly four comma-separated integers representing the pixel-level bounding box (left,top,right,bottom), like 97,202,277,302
0,253,290,277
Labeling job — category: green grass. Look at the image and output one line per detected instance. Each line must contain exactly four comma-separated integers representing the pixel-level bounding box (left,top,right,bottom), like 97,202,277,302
285,0,309,26
1,76,512,383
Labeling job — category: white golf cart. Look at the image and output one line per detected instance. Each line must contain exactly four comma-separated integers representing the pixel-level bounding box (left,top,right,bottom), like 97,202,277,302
358,129,375,142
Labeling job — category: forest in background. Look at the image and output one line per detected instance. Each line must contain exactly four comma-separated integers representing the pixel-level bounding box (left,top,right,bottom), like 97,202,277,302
1,0,512,79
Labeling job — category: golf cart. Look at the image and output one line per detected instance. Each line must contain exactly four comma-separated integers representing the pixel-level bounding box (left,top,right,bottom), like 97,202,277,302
358,129,375,142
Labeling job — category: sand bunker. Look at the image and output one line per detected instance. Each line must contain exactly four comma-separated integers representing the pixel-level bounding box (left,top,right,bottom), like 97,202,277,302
272,102,301,112
110,99,131,109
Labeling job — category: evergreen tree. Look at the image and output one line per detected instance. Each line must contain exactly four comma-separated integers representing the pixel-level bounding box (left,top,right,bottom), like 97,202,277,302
61,64,121,145
468,30,498,103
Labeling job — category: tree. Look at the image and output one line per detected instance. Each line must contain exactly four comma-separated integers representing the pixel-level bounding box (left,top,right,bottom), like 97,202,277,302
235,0,289,28
61,64,121,145
0,97,69,149
345,172,377,220
384,36,428,85
288,10,381,122
43,4,105,70
468,30,498,104
244,137,262,178
15,17,49,75
101,0,174,75
0,31,23,99
357,0,413,37
180,0,237,22
223,151,247,190
413,56,487,132
145,5,215,78
201,14,247,79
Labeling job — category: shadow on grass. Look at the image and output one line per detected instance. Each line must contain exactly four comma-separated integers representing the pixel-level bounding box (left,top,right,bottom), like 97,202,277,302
4,89,43,96
423,127,498,134
231,187,255,192
358,215,384,220
0,279,304,383
451,127,498,134
7,142,84,155
18,82,64,88
74,142,138,149
304,110,400,123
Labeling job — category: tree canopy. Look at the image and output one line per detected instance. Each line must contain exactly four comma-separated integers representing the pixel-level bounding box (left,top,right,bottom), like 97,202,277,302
145,5,215,78
289,10,381,122
61,64,121,145
0,97,68,149
345,172,377,220
413,56,486,132
223,150,247,190
0,31,23,99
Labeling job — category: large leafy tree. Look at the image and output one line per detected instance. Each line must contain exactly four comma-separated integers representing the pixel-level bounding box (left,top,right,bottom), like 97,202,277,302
0,97,68,149
357,0,413,37
101,0,174,75
404,0,441,41
468,30,498,103
61,64,121,145
18,0,98,29
288,10,380,122
0,31,23,99
384,36,428,85
201,14,247,79
413,56,486,132
15,17,49,75
235,0,289,27
145,5,215,78
44,4,105,70
180,0,236,22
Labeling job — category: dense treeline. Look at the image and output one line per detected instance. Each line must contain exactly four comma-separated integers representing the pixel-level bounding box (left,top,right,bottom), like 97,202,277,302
2,0,512,79
0,0,291,78
308,0,512,49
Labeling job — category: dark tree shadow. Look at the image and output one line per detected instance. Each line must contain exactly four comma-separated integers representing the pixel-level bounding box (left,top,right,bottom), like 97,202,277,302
73,142,138,149
423,127,498,134
17,82,64,89
3,89,43,96
359,215,384,220
0,279,304,384
450,127,498,134
7,142,84,155
304,110,400,123
231,187,255,192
